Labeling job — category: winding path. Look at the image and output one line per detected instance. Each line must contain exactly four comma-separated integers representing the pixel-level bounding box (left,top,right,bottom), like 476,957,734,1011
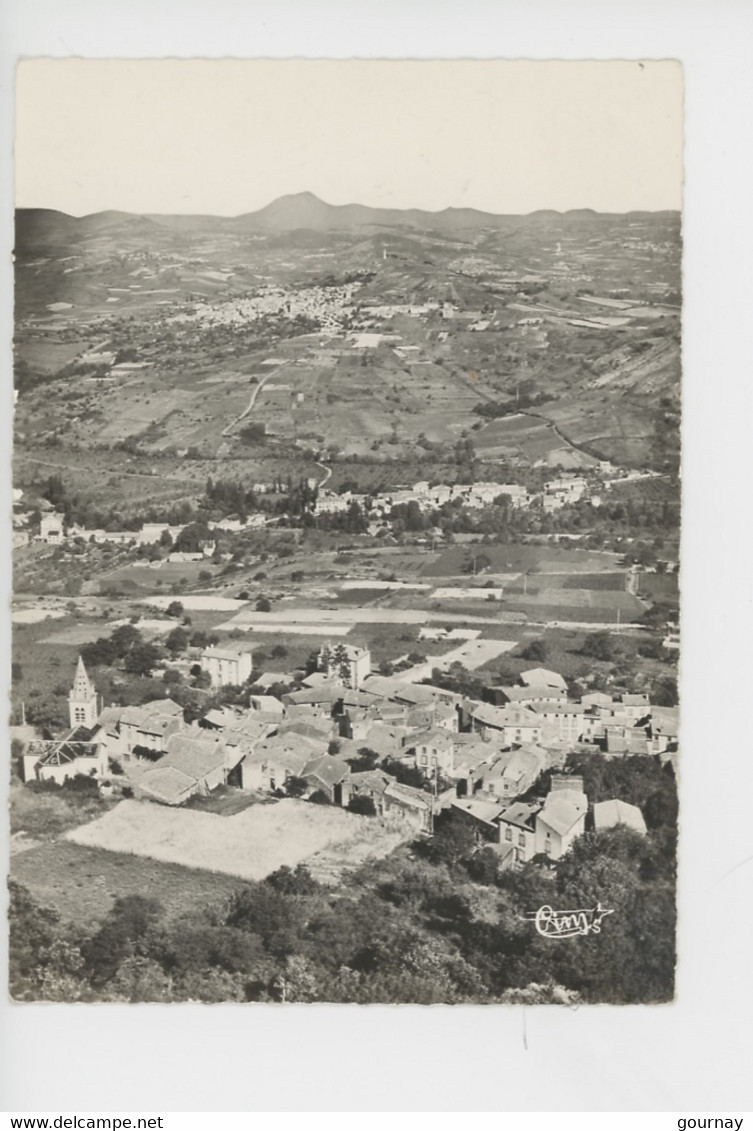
221,362,288,438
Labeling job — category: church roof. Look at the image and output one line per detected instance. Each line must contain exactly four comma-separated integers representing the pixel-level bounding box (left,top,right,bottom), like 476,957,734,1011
70,655,95,701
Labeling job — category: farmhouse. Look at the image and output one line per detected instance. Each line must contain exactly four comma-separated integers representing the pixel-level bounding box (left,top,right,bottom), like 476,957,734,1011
301,753,351,805
347,769,394,815
535,789,588,860
405,727,456,776
533,703,587,744
383,781,434,833
39,512,65,544
134,731,242,806
451,796,506,841
617,692,651,719
249,694,286,722
470,703,543,746
483,744,547,802
497,801,541,864
240,735,320,793
119,699,185,754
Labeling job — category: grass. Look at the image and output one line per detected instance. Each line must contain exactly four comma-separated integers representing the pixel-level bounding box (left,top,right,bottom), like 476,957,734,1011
10,840,249,926
64,796,396,882
423,543,620,578
10,781,114,840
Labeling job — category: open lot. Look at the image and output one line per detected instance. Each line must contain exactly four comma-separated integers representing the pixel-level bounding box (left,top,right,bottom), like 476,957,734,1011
65,797,409,882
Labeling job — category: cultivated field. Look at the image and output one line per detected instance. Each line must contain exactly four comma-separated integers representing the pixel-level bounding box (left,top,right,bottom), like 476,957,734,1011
65,797,410,882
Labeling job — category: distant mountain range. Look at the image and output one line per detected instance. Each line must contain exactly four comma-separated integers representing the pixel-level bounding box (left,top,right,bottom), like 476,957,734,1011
15,192,679,250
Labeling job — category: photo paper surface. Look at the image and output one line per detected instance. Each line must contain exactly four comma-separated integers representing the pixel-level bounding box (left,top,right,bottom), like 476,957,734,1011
9,59,682,1006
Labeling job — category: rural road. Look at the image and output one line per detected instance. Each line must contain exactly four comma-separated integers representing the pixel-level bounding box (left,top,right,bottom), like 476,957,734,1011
221,361,288,437
315,461,332,487
18,455,188,482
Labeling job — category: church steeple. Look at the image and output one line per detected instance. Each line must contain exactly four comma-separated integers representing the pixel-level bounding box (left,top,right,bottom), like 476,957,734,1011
69,655,98,729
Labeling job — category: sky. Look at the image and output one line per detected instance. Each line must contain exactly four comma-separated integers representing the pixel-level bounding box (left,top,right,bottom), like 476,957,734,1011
15,58,683,216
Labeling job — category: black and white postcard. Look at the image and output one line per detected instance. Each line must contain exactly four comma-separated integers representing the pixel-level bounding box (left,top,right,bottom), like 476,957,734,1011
8,58,684,1009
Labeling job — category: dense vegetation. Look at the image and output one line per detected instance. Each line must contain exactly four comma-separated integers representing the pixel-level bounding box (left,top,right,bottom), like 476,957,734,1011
10,753,676,1004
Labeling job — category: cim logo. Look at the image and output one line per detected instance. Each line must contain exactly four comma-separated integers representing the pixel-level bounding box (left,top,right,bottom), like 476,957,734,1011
527,902,614,939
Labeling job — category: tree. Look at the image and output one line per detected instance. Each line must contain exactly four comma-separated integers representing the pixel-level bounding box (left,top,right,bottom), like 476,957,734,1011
110,624,143,656
166,600,184,618
348,795,377,817
285,775,309,798
165,626,189,656
124,643,162,677
332,643,351,683
582,630,615,662
83,895,164,987
256,597,272,613
345,747,380,773
520,638,548,663
265,865,319,896
308,790,331,805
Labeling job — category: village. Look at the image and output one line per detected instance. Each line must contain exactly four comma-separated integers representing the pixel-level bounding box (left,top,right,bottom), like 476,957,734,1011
15,622,678,878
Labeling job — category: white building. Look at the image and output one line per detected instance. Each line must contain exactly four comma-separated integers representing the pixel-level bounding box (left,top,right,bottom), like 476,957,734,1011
200,645,254,688
40,513,65,544
318,642,372,690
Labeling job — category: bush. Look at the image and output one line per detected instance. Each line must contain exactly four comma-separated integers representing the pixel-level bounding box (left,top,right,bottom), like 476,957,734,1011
519,639,548,663
285,775,309,798
308,790,331,805
348,795,377,817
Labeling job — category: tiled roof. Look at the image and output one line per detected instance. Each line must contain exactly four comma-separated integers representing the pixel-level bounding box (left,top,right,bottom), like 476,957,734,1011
519,667,568,690
594,798,647,834
452,796,505,825
537,795,586,837
499,801,541,829
302,754,351,788
139,765,196,805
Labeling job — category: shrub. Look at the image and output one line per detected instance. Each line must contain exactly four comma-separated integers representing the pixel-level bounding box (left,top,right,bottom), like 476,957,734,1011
348,795,377,817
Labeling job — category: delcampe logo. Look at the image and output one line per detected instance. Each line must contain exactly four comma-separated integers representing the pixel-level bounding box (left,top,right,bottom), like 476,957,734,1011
524,902,614,939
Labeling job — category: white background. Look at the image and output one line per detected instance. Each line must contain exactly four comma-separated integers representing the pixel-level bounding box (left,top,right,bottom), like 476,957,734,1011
1,0,752,1114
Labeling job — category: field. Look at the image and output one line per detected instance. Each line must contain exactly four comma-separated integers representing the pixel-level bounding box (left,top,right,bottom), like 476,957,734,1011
10,781,115,841
65,797,410,882
422,543,622,577
10,839,249,926
474,412,599,468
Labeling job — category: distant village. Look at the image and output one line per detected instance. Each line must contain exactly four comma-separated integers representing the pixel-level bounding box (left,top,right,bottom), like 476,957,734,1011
12,461,667,555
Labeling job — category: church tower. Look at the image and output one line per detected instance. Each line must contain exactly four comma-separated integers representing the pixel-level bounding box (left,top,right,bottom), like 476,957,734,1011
69,655,98,729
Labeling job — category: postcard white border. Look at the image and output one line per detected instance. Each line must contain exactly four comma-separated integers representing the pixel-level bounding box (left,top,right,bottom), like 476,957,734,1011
2,0,753,1113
